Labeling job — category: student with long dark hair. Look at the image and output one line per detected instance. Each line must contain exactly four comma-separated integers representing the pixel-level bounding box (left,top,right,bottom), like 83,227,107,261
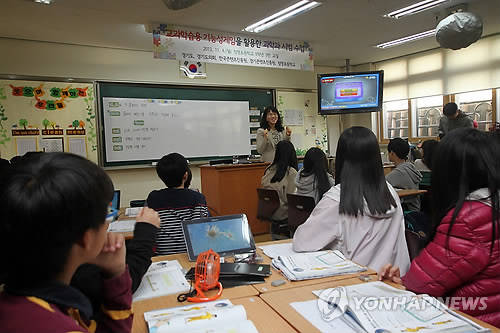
414,139,439,172
256,106,292,162
293,127,410,273
261,140,298,234
295,147,334,204
379,128,500,327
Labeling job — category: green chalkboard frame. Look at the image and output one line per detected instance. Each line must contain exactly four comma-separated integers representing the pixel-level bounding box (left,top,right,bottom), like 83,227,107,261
97,81,274,168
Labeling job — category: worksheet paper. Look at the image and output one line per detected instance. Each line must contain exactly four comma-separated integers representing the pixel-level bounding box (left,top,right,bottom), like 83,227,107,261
107,219,136,232
133,260,190,301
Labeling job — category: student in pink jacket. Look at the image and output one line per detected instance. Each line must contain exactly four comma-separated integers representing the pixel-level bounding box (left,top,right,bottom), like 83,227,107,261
379,128,500,327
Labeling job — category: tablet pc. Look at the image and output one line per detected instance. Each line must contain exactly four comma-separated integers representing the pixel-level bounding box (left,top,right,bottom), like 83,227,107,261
182,214,256,261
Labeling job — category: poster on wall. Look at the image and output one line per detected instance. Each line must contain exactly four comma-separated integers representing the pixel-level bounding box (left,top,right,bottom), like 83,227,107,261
152,24,314,71
0,80,97,163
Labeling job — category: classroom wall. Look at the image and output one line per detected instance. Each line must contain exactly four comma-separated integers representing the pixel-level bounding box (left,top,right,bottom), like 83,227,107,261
0,37,340,206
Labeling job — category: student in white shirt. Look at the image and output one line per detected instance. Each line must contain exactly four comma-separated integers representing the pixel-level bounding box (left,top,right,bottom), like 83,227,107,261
293,126,410,274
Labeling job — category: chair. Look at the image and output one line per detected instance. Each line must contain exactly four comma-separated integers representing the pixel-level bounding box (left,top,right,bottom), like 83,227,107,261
256,188,287,240
287,193,315,236
405,229,426,261
256,188,280,219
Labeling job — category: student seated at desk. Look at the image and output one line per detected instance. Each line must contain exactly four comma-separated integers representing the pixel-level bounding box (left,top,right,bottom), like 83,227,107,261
414,139,438,172
71,207,160,313
0,152,133,333
379,128,500,327
386,137,422,211
295,147,335,204
261,140,298,236
147,152,209,255
293,127,410,274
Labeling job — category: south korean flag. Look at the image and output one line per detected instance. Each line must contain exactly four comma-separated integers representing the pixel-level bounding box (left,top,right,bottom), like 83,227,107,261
180,61,206,79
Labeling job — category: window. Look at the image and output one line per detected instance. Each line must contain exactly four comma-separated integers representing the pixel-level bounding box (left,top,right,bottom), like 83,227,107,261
378,89,498,142
411,95,443,138
455,89,494,131
382,100,409,141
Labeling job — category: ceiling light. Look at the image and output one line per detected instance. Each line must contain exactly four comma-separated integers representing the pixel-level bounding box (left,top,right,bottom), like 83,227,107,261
244,1,321,33
375,29,436,48
385,0,448,19
34,0,53,4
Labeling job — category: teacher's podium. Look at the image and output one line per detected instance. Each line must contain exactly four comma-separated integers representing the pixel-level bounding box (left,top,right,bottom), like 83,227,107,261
200,162,270,235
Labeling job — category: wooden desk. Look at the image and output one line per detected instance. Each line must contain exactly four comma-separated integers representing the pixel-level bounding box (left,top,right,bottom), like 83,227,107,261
260,278,500,333
396,189,427,198
383,163,396,175
253,240,377,294
200,162,270,235
132,254,260,333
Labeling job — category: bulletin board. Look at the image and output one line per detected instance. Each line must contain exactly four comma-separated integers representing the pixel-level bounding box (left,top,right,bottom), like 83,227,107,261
276,90,328,155
0,79,97,163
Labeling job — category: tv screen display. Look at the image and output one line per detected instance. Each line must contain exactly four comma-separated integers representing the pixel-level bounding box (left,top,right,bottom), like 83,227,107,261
318,70,384,115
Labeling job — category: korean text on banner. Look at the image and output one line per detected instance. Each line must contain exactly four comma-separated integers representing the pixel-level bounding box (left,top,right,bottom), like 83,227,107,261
152,24,314,71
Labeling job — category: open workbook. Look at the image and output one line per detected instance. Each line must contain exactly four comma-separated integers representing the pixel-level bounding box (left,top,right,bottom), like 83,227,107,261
272,250,366,281
133,260,190,301
291,281,489,333
144,299,259,333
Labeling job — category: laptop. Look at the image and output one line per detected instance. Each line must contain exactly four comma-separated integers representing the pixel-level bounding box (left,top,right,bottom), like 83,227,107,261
111,190,121,211
182,214,256,261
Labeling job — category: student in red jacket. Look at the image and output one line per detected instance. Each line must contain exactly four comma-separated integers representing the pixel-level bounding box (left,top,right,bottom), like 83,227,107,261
0,153,135,333
379,128,500,327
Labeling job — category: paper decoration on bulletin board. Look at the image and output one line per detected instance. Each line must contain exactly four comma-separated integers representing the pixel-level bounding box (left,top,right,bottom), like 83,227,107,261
40,137,64,153
66,120,86,135
284,109,304,126
68,137,87,158
15,137,37,156
9,84,88,111
0,103,10,146
41,119,63,135
12,119,39,136
180,61,206,78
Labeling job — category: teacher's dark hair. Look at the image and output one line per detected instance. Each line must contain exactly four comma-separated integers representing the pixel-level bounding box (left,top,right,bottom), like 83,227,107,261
270,140,298,183
430,128,500,251
260,106,284,132
335,127,396,216
0,152,114,288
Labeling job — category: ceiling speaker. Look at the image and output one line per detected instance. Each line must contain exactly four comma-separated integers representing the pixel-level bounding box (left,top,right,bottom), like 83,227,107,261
161,0,203,10
436,12,483,50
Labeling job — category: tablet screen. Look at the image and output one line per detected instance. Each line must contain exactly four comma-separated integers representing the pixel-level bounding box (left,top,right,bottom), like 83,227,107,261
183,214,255,259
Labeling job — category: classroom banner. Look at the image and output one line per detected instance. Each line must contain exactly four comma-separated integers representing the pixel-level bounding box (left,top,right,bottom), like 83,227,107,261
152,24,314,71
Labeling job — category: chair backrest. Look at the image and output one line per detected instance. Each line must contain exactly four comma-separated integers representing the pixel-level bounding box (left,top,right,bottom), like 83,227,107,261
405,229,425,261
419,171,432,187
287,193,316,229
256,188,280,221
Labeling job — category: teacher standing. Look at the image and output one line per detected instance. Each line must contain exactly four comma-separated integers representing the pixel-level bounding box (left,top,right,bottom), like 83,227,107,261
256,106,292,162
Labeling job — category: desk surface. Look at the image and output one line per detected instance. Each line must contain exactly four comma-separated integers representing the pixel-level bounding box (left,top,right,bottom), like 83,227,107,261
253,240,377,294
260,278,500,333
396,189,428,198
132,254,260,333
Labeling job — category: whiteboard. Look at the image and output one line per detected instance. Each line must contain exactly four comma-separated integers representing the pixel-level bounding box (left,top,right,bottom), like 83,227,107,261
102,98,250,163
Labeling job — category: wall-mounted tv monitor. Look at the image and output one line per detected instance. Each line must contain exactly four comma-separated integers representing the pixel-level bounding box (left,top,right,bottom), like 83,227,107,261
318,70,384,115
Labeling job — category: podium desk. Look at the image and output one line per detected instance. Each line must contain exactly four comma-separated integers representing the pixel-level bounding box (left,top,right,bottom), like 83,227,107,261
200,162,270,235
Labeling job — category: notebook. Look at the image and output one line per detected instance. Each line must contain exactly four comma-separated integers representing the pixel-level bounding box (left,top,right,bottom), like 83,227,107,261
182,214,256,261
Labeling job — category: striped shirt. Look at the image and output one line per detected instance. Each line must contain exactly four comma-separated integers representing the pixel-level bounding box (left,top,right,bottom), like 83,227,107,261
147,188,209,256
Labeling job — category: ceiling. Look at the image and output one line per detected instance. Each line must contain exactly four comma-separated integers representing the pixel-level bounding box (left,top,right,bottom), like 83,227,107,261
0,0,499,67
